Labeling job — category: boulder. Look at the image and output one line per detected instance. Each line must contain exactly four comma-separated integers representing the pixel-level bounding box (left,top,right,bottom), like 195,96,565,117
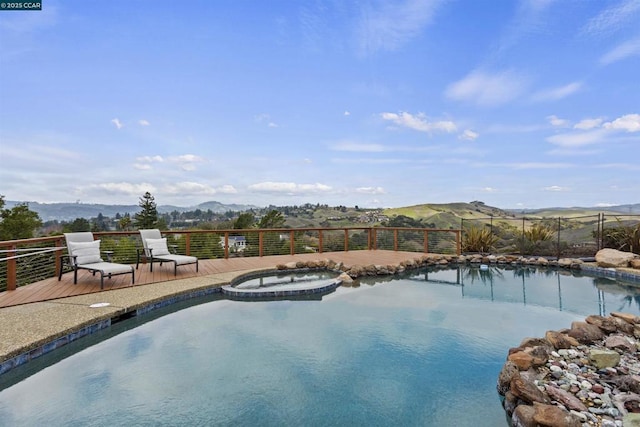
605,335,637,353
497,361,519,395
510,372,550,404
589,349,621,369
567,321,605,344
531,402,582,427
337,272,353,284
508,351,533,370
632,259,640,270
545,330,580,350
544,385,587,412
512,404,536,427
595,248,636,268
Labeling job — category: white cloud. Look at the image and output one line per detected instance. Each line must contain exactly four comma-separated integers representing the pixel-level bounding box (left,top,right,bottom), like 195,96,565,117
139,119,150,126
344,111,351,116
547,115,570,127
355,186,385,194
458,129,479,141
481,187,497,193
531,82,582,102
136,155,164,163
355,0,445,56
218,185,238,194
111,118,123,129
582,0,640,36
89,182,156,195
546,129,607,147
268,122,278,128
164,182,217,195
600,37,640,65
573,118,604,130
133,164,152,170
508,162,574,169
167,154,205,171
248,182,333,193
602,113,640,132
445,70,528,106
380,111,457,133
330,141,386,152
543,186,570,192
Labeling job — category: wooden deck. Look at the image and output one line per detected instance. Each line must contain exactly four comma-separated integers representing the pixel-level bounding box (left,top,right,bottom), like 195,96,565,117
0,250,424,308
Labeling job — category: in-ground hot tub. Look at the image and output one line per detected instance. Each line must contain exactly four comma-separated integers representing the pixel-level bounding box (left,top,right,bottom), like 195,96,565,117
221,270,342,299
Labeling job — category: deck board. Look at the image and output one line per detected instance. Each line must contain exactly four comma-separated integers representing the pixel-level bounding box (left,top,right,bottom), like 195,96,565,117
0,251,426,308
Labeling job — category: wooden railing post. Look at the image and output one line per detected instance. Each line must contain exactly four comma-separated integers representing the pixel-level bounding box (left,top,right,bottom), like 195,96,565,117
290,230,295,255
55,237,65,278
318,230,323,253
456,230,461,255
394,229,398,251
259,231,264,257
224,232,229,259
344,229,349,252
185,233,191,256
373,228,377,250
424,230,429,254
6,244,17,291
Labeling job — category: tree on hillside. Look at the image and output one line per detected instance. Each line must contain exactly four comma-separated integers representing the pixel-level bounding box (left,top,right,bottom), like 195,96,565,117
0,196,43,240
258,210,285,229
118,214,132,231
134,192,158,229
233,212,255,229
63,217,91,232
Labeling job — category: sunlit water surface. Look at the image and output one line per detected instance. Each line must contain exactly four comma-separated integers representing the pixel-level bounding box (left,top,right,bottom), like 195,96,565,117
1,266,639,426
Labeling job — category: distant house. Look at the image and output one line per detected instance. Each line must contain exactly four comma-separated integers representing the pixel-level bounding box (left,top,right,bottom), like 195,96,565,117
220,235,247,252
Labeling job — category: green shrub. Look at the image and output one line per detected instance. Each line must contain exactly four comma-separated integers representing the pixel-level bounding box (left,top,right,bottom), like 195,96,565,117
462,226,499,253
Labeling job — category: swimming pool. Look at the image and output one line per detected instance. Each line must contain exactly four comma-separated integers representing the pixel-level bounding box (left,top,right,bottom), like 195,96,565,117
1,266,639,426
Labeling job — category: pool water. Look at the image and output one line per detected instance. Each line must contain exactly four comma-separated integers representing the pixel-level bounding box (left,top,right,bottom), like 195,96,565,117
1,266,639,426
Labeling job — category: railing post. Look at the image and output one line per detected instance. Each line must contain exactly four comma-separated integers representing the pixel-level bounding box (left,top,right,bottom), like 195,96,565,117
55,237,65,278
424,230,429,254
344,229,349,252
7,244,17,291
259,231,264,257
456,230,461,255
393,229,398,251
557,217,561,260
318,230,323,253
372,228,377,250
290,230,295,255
224,232,229,259
185,233,191,256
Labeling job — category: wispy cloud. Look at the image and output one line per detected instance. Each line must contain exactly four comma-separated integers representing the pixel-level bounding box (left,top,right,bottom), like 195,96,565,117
543,185,570,192
547,129,608,147
355,0,445,56
380,111,456,133
330,141,387,152
248,182,333,193
531,81,582,102
582,0,640,36
164,182,217,195
356,186,385,195
255,113,278,128
139,119,150,126
111,118,123,129
458,129,479,141
547,115,570,127
89,182,156,196
600,37,640,65
445,69,529,106
574,118,603,130
167,154,205,171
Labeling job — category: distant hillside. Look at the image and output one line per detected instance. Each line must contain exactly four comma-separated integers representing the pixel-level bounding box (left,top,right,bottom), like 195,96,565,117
383,201,517,229
4,200,258,221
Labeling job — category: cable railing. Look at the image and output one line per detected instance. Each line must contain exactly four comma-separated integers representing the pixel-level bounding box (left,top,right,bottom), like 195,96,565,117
0,227,461,292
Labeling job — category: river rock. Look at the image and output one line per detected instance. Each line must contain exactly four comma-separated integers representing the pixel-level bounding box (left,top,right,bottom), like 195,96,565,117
337,272,353,284
605,335,637,353
512,404,536,427
508,351,534,370
632,259,640,270
612,312,640,324
595,248,636,268
498,361,519,395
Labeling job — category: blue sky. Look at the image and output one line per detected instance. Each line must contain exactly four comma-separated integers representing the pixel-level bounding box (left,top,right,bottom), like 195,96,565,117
1,0,639,209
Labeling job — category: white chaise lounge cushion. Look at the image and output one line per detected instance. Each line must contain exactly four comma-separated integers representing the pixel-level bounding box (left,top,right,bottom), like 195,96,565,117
68,240,102,264
145,238,171,256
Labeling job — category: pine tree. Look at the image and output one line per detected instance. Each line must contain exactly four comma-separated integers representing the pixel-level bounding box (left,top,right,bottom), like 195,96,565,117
134,192,158,229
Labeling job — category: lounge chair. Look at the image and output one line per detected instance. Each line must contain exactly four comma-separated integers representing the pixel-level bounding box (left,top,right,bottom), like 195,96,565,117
58,232,135,289
137,229,198,275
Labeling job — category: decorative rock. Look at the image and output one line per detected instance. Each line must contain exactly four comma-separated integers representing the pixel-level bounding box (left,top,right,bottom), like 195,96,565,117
595,248,637,268
631,259,640,270
531,402,582,427
568,321,605,344
589,349,621,369
546,330,580,350
512,404,536,427
510,372,551,404
497,361,519,395
508,351,534,370
545,385,588,411
623,414,640,427
605,335,636,353
337,272,353,284
612,312,640,325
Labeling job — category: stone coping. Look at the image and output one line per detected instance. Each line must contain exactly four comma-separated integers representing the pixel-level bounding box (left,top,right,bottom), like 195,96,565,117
1,255,639,380
222,268,341,299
